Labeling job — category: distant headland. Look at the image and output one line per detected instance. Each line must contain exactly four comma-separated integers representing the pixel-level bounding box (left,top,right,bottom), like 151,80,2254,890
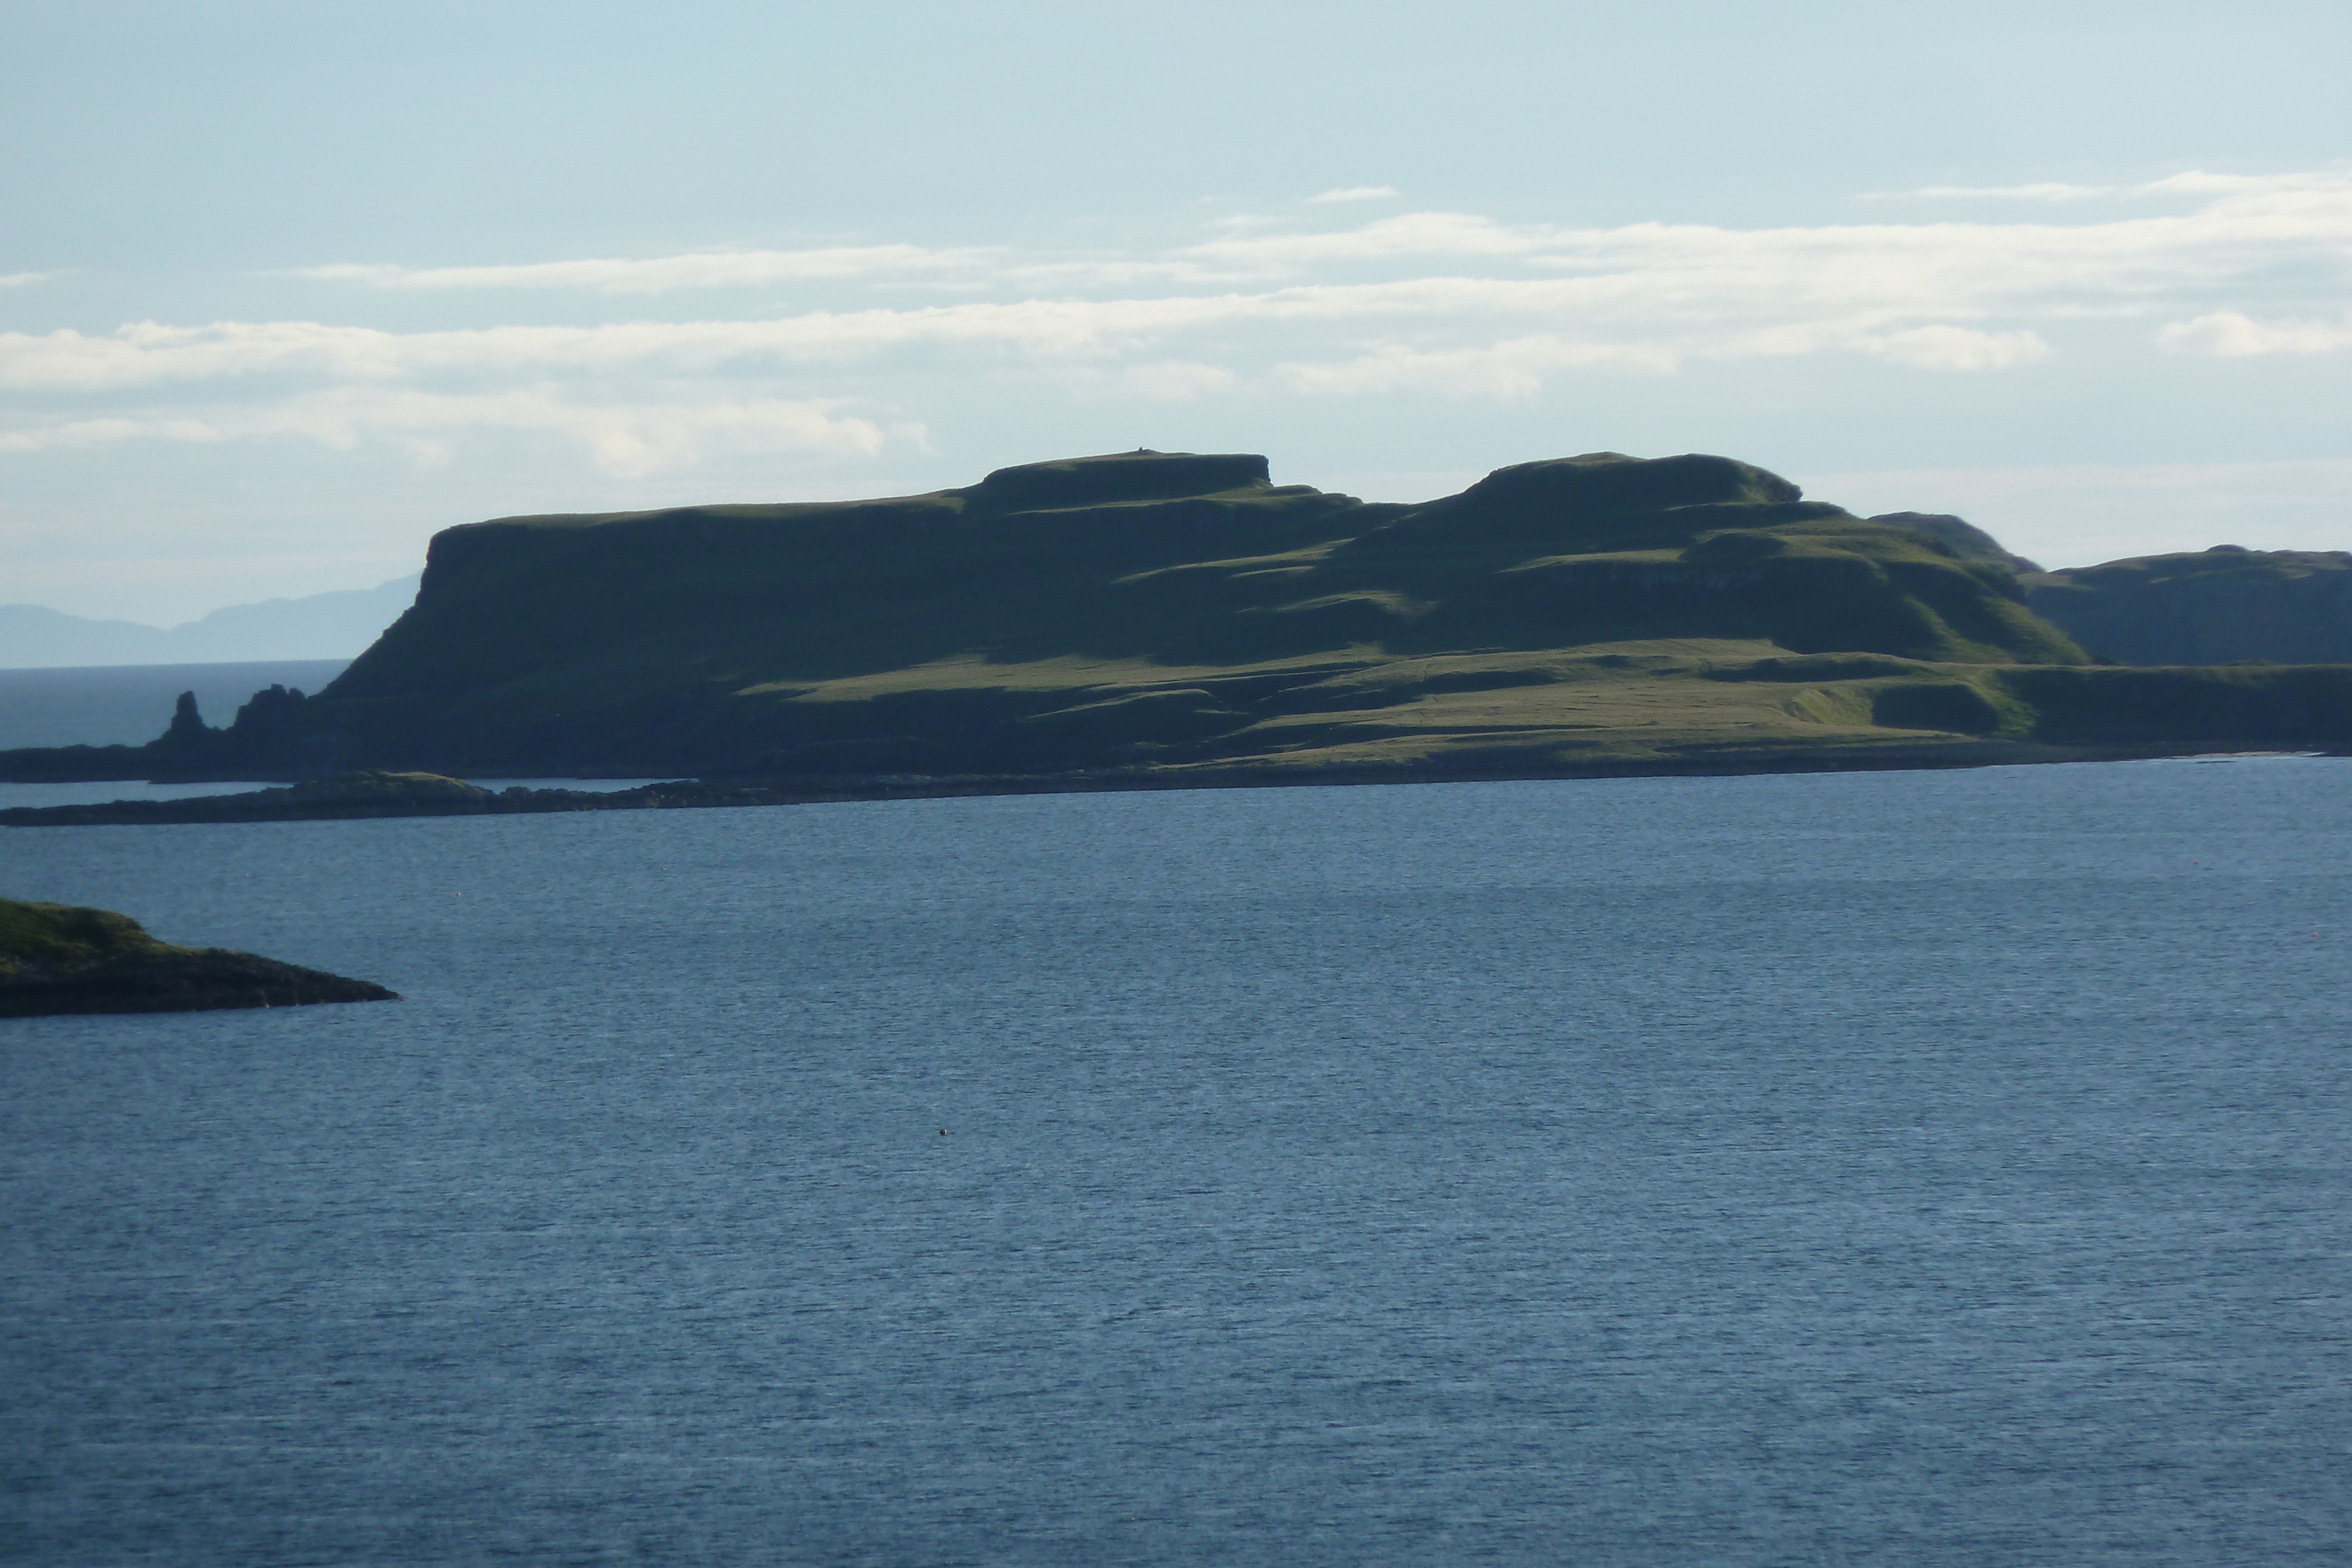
5,448,2350,817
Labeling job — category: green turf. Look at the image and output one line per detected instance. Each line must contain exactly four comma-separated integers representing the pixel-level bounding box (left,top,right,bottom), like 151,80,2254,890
0,897,170,972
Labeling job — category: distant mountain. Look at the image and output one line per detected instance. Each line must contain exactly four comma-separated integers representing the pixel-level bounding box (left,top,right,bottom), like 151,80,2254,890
2023,547,2352,666
0,577,420,668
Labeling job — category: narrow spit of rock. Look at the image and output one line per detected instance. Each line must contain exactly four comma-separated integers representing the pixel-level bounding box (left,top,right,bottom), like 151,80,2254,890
0,897,397,1018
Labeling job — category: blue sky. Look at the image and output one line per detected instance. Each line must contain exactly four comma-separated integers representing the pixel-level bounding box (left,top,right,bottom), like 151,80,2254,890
4,0,2348,623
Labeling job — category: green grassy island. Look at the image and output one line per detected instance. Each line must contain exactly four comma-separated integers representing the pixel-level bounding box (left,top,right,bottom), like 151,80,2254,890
0,897,397,1016
6,449,2351,813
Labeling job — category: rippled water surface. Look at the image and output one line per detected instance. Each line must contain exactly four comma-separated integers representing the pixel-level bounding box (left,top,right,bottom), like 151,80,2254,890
5,760,2351,1565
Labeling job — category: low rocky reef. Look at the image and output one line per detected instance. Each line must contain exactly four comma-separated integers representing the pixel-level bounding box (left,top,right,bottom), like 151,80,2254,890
0,897,397,1017
0,771,718,826
5,733,2324,832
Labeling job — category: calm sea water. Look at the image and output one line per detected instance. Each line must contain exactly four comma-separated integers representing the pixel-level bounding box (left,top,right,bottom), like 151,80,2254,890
0,661,351,750
5,760,2350,1566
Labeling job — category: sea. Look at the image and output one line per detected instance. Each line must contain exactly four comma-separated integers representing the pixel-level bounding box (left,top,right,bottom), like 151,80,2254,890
0,660,354,750
4,758,2350,1566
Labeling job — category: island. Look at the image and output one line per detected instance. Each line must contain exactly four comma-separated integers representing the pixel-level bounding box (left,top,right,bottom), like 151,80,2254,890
4,449,2349,815
0,897,397,1016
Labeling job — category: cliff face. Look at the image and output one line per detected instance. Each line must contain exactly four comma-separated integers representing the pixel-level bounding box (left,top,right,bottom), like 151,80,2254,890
12,449,2352,787
2024,548,2352,666
197,447,2073,777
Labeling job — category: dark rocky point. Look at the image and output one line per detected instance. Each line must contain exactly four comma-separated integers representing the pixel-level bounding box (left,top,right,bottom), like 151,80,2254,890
0,897,397,1017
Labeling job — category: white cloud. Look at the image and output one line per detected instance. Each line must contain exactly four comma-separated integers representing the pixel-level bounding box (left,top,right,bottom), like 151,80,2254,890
1893,172,2343,203
0,388,896,476
1308,186,1401,204
8,168,2348,466
1093,360,1240,400
2139,170,2316,196
301,245,1000,295
279,169,2352,310
0,272,61,290
1187,211,1543,268
1860,326,2053,370
1903,183,2109,201
0,416,222,453
0,282,2074,400
2159,310,2352,356
1276,336,1678,399
0,305,1258,392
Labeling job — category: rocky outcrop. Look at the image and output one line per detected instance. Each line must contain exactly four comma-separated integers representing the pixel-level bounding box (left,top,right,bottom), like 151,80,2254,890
0,898,396,1017
0,683,326,782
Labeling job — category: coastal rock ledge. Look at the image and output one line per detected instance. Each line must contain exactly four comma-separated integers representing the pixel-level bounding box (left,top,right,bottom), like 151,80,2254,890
1,898,397,1017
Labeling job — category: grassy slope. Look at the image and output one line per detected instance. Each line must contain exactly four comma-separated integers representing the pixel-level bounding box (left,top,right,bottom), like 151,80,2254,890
2025,548,2352,666
290,450,2102,777
0,897,159,974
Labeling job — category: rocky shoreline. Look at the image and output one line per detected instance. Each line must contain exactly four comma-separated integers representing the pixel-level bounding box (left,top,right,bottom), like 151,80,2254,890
6,743,2329,830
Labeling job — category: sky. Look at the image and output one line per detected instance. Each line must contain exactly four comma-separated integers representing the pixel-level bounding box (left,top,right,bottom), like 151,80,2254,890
2,0,2348,626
